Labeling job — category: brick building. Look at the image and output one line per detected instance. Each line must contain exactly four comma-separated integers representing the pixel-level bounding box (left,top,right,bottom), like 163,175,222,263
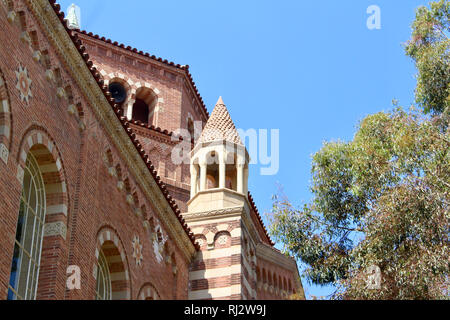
0,0,304,300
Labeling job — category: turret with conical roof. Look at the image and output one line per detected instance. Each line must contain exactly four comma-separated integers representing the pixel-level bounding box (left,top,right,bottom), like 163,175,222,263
184,97,254,300
183,97,303,301
188,97,249,209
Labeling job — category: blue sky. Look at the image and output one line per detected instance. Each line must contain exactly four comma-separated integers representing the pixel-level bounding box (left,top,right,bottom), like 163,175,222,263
58,0,429,299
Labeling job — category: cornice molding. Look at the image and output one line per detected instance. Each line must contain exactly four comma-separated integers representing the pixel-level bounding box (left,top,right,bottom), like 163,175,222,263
27,0,196,261
183,206,244,222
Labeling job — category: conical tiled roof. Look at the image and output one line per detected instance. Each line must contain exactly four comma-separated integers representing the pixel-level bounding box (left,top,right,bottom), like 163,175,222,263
196,97,243,145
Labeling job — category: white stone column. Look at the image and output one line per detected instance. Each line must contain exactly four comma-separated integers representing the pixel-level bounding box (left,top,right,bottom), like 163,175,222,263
244,168,249,195
200,162,207,192
237,164,244,194
190,165,198,198
126,101,134,120
219,162,226,189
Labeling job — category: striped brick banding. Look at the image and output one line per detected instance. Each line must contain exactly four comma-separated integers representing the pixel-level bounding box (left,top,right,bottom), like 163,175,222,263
95,227,131,300
189,222,245,300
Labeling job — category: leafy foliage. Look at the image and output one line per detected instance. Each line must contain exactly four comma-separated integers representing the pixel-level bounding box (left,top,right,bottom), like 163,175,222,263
405,0,450,114
269,1,450,299
269,108,449,299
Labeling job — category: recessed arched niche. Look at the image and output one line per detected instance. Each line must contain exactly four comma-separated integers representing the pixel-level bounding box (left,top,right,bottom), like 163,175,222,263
131,87,157,125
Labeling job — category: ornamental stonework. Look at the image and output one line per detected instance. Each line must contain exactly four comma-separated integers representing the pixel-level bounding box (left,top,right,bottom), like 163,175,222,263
132,235,143,266
15,65,33,104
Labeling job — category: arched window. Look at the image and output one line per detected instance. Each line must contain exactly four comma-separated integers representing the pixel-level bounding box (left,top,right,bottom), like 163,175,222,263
95,229,131,300
225,153,237,191
205,151,219,189
131,87,156,125
7,153,46,300
95,250,112,300
132,98,150,123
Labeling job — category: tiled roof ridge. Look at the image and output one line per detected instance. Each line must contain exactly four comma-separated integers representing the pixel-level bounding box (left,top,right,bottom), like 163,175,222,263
128,119,176,139
49,0,199,250
74,30,210,119
248,192,275,246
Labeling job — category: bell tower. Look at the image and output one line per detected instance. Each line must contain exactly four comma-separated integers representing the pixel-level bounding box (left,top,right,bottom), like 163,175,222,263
185,97,256,300
188,96,249,213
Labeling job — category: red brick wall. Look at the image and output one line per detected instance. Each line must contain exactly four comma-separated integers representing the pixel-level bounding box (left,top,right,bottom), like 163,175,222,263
0,0,190,300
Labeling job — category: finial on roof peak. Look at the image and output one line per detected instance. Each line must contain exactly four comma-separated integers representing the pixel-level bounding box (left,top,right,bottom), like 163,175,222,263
195,96,243,146
216,96,225,106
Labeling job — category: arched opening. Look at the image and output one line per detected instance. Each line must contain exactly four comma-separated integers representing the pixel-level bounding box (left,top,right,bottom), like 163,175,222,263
205,151,219,190
7,152,46,300
225,153,237,191
108,81,127,107
132,99,149,123
131,87,156,125
95,239,130,300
